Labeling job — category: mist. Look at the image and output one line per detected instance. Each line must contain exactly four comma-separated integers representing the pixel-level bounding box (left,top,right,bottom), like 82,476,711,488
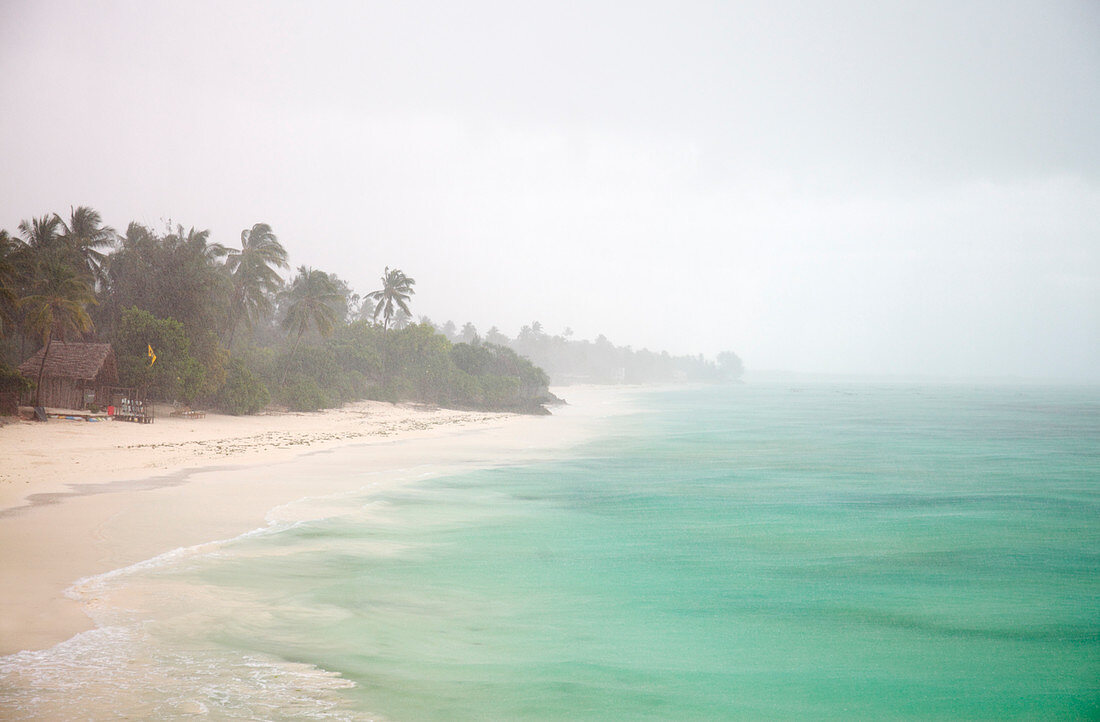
2,0,1097,381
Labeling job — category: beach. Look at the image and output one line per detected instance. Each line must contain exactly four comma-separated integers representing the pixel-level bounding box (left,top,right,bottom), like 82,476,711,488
0,388,618,657
1,383,1097,719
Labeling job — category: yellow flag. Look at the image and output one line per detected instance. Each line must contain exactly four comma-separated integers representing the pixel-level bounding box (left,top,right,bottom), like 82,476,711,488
147,344,157,366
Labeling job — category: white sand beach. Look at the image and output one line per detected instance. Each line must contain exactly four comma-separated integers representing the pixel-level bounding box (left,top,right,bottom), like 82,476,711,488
0,388,626,656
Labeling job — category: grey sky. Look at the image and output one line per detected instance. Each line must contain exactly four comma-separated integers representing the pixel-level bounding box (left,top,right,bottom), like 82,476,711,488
2,0,1098,380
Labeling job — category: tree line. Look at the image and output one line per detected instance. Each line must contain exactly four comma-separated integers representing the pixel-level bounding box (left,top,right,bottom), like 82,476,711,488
424,320,744,385
0,207,555,414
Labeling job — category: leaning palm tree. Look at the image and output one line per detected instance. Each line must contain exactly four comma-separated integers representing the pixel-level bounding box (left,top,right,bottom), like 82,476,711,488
223,223,288,346
278,266,345,382
19,260,96,406
366,267,415,331
57,206,116,289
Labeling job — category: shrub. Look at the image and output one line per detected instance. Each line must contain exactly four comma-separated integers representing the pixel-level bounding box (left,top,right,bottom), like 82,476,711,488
115,307,206,402
217,358,270,415
279,374,335,412
0,361,33,395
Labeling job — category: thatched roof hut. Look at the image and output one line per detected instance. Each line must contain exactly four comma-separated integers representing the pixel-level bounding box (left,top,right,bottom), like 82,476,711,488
19,342,119,410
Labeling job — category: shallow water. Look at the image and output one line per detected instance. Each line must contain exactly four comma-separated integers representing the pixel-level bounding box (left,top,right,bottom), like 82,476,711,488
3,383,1098,719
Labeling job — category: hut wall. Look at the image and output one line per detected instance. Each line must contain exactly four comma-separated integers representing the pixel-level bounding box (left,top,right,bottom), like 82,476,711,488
92,368,115,408
24,376,81,409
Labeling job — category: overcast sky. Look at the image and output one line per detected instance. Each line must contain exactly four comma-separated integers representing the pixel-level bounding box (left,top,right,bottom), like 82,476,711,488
2,0,1098,380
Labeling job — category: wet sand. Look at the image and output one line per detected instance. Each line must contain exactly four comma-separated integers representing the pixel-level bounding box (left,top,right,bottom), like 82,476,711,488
0,389,624,655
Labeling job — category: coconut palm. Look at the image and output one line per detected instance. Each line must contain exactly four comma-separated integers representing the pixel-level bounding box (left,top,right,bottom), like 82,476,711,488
224,223,288,346
355,296,377,323
57,206,116,288
20,259,96,406
17,214,65,273
366,267,415,331
279,266,345,382
390,307,411,330
0,230,20,337
165,224,228,262
162,224,232,334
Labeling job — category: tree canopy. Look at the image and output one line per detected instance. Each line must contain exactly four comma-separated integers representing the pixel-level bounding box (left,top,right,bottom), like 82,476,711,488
0,204,742,416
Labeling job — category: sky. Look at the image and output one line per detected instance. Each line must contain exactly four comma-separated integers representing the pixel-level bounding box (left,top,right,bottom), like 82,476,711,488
1,0,1098,380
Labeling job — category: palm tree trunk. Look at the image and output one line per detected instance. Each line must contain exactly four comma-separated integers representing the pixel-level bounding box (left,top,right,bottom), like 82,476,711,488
34,335,52,407
223,285,245,348
280,326,305,385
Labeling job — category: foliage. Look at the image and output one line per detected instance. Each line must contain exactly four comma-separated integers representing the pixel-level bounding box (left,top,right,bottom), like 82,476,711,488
19,259,96,346
278,265,347,383
225,222,288,345
0,230,20,338
98,222,231,339
279,374,333,411
717,351,744,380
0,360,33,395
465,319,730,385
57,206,116,288
217,357,270,415
115,307,206,402
366,267,415,330
328,321,383,378
450,342,552,411
2,204,743,417
19,258,97,405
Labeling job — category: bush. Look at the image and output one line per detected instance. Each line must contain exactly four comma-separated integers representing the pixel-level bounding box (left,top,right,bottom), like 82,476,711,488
217,358,270,415
0,361,33,396
278,374,334,411
333,370,368,401
114,307,207,402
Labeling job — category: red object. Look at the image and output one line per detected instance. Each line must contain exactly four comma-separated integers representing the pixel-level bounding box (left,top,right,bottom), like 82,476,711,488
107,405,115,416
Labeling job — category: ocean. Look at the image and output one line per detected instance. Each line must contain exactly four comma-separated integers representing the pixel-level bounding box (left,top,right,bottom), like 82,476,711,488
2,383,1098,720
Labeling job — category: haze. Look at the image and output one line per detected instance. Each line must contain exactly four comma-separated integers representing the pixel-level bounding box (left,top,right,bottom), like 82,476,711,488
2,0,1097,381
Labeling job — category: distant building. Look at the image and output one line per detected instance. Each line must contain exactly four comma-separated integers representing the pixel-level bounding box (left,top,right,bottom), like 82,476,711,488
19,342,119,410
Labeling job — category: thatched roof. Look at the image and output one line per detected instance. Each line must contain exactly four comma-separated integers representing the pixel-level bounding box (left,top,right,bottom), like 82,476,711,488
19,342,119,383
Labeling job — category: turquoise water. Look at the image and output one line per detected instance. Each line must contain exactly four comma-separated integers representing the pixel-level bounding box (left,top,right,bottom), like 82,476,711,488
4,383,1099,719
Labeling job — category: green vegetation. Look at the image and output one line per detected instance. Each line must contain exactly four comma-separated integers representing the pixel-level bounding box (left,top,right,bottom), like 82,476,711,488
435,321,744,385
0,205,741,415
115,308,211,404
217,358,270,415
366,267,415,331
0,207,561,414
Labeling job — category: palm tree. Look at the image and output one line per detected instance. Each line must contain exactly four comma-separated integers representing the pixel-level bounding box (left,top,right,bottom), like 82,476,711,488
355,296,376,323
485,326,509,346
279,266,345,382
224,223,288,346
20,260,96,406
166,223,228,262
57,206,116,288
12,215,67,355
391,307,411,330
0,230,20,338
17,214,65,276
366,267,415,331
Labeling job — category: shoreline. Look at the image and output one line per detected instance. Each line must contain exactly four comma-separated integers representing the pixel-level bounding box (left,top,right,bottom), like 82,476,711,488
0,400,513,514
0,387,633,656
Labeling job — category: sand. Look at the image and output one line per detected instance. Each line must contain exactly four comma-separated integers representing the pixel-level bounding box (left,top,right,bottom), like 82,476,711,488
0,402,512,512
0,388,625,656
